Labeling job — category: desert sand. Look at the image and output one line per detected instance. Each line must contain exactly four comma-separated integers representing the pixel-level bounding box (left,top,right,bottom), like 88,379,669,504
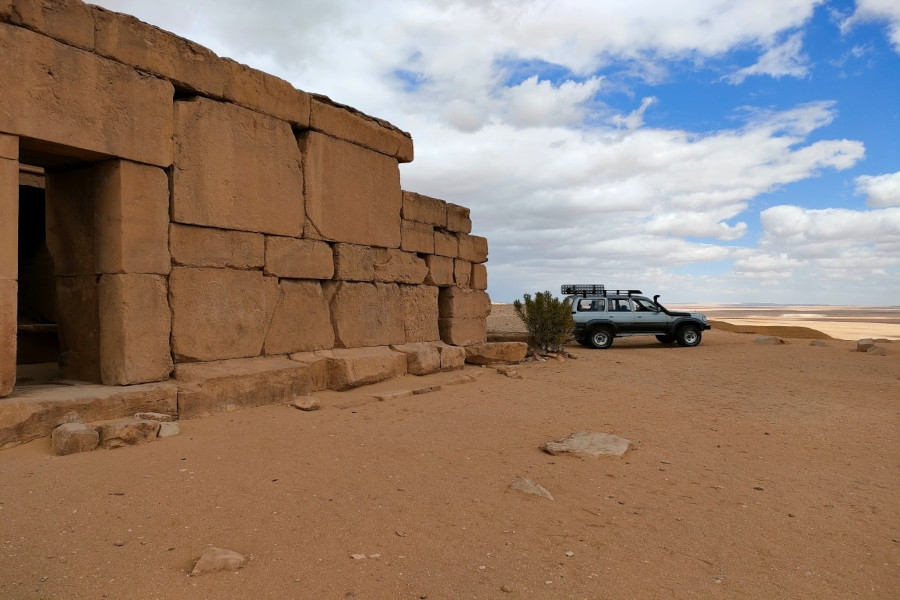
0,306,897,599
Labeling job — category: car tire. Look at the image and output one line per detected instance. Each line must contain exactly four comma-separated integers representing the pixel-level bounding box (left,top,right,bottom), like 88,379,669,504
675,325,701,347
587,326,613,349
656,334,675,344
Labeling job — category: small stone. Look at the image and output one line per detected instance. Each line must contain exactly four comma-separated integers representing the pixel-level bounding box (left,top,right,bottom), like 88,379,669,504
157,422,181,438
114,540,125,547
509,476,554,500
291,396,321,411
495,366,522,379
350,554,366,560
52,423,99,456
809,340,828,347
867,346,887,356
134,412,175,422
500,585,513,593
542,431,631,457
565,551,574,557
755,335,785,345
856,338,875,352
190,547,246,575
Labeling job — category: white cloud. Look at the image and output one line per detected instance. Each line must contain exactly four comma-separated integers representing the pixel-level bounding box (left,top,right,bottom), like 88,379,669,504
855,171,900,207
727,32,810,84
842,0,900,53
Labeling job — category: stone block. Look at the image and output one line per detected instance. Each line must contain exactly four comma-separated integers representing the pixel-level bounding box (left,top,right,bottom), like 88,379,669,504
301,131,401,248
175,356,311,419
439,318,487,347
288,352,330,391
310,96,413,162
98,274,173,385
402,191,447,226
437,343,467,371
314,347,407,391
172,97,304,236
401,219,434,254
98,418,160,449
401,284,440,343
333,244,374,281
169,267,279,362
464,342,528,365
424,255,454,287
0,381,177,446
0,133,16,159
94,160,170,275
373,248,428,284
446,203,472,233
389,342,441,376
0,157,16,280
434,231,458,258
265,236,334,280
472,264,488,290
222,58,310,128
0,24,173,167
158,422,181,437
0,279,15,397
55,275,101,382
439,287,492,319
324,281,406,348
263,280,335,355
454,260,472,287
458,234,489,263
3,0,95,50
52,423,99,456
45,166,96,276
170,224,264,269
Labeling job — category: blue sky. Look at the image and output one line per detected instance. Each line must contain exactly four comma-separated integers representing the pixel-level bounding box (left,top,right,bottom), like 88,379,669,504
96,0,900,305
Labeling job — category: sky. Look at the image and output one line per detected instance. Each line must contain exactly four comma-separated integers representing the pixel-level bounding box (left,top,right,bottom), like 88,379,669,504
95,0,900,305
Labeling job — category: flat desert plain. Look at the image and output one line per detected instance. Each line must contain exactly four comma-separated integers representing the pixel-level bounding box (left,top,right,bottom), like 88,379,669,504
0,306,897,599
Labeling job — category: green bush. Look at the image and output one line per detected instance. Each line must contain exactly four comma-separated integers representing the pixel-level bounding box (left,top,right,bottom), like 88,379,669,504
513,291,574,353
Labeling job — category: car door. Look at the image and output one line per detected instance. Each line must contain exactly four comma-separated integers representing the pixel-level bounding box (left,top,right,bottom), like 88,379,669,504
631,297,670,333
606,298,637,332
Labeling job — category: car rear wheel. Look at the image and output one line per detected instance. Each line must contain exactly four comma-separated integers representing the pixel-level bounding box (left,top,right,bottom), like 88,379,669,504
675,325,701,347
587,326,613,349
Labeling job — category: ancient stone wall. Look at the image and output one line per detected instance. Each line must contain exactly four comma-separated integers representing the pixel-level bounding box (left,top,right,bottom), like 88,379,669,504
0,0,490,416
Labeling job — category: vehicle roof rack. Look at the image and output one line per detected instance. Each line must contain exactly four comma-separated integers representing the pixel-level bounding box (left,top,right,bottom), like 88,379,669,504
561,284,642,297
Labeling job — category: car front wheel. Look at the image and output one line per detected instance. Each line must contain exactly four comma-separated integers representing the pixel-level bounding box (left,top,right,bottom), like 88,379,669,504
587,326,614,349
675,325,701,347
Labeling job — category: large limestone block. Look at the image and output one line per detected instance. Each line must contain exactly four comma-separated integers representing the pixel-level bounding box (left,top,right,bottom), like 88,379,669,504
170,224,264,269
373,248,428,284
263,280,335,355
45,166,97,276
0,157,16,280
287,352,330,391
98,418,160,449
472,264,488,290
437,343,467,371
458,234,489,264
402,191,447,227
2,0,95,50
314,347,407,391
0,24,173,167
439,318,487,347
434,231,458,258
98,274,173,385
265,237,334,280
389,342,441,376
310,96,413,162
0,133,16,159
169,268,279,362
454,260,472,287
446,203,473,234
175,356,311,419
94,160,170,275
439,287,492,319
333,244,374,281
172,97,304,236
324,281,406,348
222,58,310,128
52,423,99,456
56,275,101,382
0,279,15,397
401,220,435,254
401,284,440,343
464,342,528,365
301,131,402,248
424,255,454,287
0,381,177,446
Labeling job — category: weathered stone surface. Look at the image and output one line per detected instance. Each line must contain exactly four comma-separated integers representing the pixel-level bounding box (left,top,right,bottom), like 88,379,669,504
157,422,181,437
0,382,177,446
402,191,447,227
263,280,334,355
472,264,488,290
172,97,304,236
94,160,170,275
170,224,264,269
52,423,99,456
169,268,279,362
191,547,247,576
809,340,828,347
454,260,472,287
55,275,101,382
373,248,428,284
0,24,173,166
867,346,887,356
458,234,489,264
542,432,631,458
3,0,95,50
0,271,14,399
222,58,310,128
755,335,786,345
401,219,434,254
135,411,174,422
99,418,160,449
175,356,312,419
510,476,554,500
314,347,407,391
390,343,442,376
465,342,528,365
301,131,401,248
496,365,523,379
0,157,16,280
446,203,472,234
45,166,97,276
290,396,321,411
265,237,334,280
424,255,454,287
439,287,492,319
0,133,16,159
324,282,406,348
333,244,374,281
401,284,440,343
439,318,487,347
857,338,875,352
98,274,173,385
288,352,330,391
437,343,467,371
434,231,459,258
310,96,413,162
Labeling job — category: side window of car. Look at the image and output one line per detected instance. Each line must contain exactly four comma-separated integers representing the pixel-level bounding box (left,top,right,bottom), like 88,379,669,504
577,299,594,311
595,298,605,312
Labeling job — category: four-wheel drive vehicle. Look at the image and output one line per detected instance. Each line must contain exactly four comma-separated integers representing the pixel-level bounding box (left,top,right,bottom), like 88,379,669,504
562,284,711,349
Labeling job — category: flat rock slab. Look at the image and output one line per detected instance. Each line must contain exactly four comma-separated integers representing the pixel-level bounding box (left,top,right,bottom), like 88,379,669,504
191,547,246,576
509,476,554,500
542,432,631,458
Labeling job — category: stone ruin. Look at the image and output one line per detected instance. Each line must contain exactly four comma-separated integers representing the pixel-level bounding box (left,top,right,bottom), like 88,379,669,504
0,0,495,446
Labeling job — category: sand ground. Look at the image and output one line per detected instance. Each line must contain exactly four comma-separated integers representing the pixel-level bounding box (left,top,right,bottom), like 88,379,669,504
0,307,897,599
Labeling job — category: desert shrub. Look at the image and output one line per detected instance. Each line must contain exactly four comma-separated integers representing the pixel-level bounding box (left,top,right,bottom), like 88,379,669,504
513,291,574,353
